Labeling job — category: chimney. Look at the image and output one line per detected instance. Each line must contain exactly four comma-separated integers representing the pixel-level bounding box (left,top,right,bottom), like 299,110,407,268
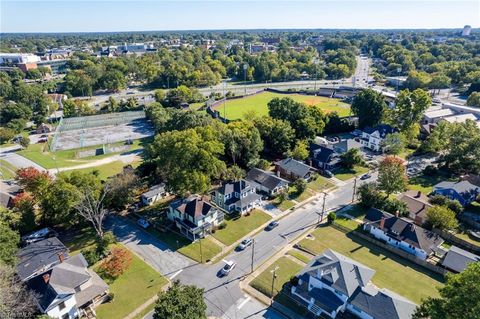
43,273,50,284
416,191,421,198
379,217,385,230
58,252,65,263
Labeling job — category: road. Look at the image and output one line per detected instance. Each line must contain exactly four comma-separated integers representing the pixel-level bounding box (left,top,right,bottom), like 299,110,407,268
0,145,46,172
109,172,377,319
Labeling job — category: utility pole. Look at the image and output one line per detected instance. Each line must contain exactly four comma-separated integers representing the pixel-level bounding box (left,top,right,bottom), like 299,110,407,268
250,239,255,273
243,63,248,96
321,192,327,222
352,177,358,203
270,266,279,305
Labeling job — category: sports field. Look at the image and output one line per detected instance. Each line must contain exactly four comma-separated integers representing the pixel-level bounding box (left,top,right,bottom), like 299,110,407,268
212,91,351,120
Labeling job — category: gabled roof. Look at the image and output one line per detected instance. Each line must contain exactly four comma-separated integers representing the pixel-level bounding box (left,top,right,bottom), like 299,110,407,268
310,143,335,163
423,108,456,120
217,180,252,196
398,190,433,223
17,237,68,281
333,139,362,153
299,249,375,297
173,196,215,219
363,124,396,138
434,180,480,201
442,245,480,273
142,183,166,199
364,208,443,254
246,168,289,191
276,158,314,178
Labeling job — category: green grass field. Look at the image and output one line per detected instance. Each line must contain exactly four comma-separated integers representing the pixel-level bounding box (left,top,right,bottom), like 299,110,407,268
63,160,140,180
213,92,351,120
0,159,18,180
212,209,272,246
333,165,369,181
297,226,443,303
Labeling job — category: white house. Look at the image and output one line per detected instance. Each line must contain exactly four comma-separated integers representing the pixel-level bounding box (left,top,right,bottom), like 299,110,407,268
140,183,168,206
211,180,262,214
363,208,443,260
359,124,396,152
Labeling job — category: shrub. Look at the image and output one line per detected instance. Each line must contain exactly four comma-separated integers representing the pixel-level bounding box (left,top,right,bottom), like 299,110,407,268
98,247,132,280
327,212,337,224
423,165,438,176
82,247,102,265
429,195,463,214
293,178,307,195
218,222,227,230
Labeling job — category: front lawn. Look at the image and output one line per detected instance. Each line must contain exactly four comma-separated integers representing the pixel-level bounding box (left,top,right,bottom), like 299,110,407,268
341,205,368,220
287,249,312,264
297,226,443,303
95,245,168,319
273,198,295,211
250,256,303,298
0,159,17,180
63,226,98,255
307,176,335,192
408,172,455,194
333,165,369,181
212,209,272,246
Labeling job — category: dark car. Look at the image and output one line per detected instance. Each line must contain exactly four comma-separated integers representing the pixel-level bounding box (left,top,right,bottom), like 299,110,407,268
360,173,371,180
22,227,57,245
323,170,334,178
266,221,279,231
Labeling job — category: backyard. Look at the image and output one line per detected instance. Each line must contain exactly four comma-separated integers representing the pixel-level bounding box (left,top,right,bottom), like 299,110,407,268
212,209,272,246
408,171,456,194
212,91,350,120
297,225,444,303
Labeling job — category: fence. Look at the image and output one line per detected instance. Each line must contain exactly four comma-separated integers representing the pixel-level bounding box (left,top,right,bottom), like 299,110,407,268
59,111,146,132
432,228,480,255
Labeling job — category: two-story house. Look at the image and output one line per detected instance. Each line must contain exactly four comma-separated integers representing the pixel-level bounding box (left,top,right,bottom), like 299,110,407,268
290,249,416,319
432,180,480,206
363,208,443,260
360,124,396,152
211,180,262,214
168,195,224,240
309,143,341,171
275,158,316,181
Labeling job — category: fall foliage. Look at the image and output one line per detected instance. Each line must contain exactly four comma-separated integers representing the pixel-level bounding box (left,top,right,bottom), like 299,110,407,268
99,247,132,279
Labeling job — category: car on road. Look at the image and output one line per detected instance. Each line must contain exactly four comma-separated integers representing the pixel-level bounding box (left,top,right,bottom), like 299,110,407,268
220,260,236,276
38,137,48,143
237,238,253,250
265,221,279,231
137,218,150,229
360,173,371,180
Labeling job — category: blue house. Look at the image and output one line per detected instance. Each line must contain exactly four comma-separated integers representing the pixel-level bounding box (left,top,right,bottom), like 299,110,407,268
432,180,480,206
309,143,341,171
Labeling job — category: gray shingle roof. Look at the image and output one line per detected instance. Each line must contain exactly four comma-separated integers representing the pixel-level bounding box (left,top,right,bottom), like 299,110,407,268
142,183,166,199
434,181,480,201
276,158,314,178
246,168,288,191
442,245,480,273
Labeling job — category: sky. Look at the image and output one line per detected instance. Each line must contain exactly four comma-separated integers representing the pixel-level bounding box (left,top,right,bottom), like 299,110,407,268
1,0,479,33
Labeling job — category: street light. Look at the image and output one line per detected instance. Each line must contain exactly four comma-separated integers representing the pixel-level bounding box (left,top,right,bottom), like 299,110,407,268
243,63,248,96
270,266,279,305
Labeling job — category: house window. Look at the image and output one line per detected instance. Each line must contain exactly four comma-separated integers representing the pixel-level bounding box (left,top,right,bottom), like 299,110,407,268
58,301,66,311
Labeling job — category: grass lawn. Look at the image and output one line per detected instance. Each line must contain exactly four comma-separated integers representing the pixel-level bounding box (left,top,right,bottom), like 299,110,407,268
341,205,368,220
333,165,369,181
62,160,139,180
63,226,98,255
454,231,480,247
0,159,17,180
297,226,443,303
287,249,312,264
213,91,350,120
250,256,304,298
95,245,168,319
273,198,295,211
212,209,272,246
153,230,221,263
307,177,335,192
334,217,361,231
408,172,455,194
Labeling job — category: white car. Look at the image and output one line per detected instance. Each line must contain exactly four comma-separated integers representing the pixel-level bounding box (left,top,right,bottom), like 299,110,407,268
220,260,236,276
237,238,253,250
137,218,150,229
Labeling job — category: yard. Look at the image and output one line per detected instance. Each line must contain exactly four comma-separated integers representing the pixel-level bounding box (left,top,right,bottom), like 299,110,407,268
297,225,443,303
62,160,140,180
333,165,369,181
408,172,455,194
212,209,272,246
95,245,168,319
0,159,18,180
213,91,351,120
250,256,304,298
307,176,335,192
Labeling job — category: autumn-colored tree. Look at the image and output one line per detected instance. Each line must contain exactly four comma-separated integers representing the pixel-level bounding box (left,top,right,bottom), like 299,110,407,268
15,167,52,195
377,156,408,197
99,247,132,279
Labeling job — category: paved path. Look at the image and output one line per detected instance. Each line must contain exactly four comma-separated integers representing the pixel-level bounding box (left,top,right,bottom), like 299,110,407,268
0,145,46,172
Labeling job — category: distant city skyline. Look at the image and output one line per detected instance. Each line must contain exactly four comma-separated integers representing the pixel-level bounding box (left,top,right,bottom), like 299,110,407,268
1,0,479,33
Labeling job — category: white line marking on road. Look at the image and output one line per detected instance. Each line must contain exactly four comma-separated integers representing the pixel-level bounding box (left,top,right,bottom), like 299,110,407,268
169,270,182,280
237,296,251,310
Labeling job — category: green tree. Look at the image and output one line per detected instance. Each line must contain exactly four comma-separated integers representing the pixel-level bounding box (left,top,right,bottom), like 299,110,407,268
393,89,431,131
377,156,407,197
0,222,19,266
107,96,119,113
65,69,94,97
404,70,432,90
426,206,459,231
287,140,309,161
154,89,166,103
293,178,307,195
429,74,451,95
221,121,263,166
100,69,126,92
253,117,295,156
351,89,386,129
413,262,480,319
105,170,139,210
153,281,207,319
340,148,363,169
467,92,480,108
381,132,406,155
0,127,15,144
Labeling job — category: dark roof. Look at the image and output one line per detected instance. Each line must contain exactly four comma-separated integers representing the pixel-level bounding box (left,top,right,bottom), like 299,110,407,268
224,192,262,207
364,208,443,254
246,168,288,191
217,180,253,196
17,237,68,281
398,190,433,223
363,124,396,138
442,245,480,273
333,139,362,153
276,158,314,178
310,143,335,163
349,287,417,319
173,196,215,219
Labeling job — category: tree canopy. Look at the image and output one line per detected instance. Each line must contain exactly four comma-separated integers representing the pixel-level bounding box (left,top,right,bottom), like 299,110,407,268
153,281,207,319
351,89,386,129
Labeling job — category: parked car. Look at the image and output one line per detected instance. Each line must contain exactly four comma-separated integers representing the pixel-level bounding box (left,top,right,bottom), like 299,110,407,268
137,218,150,229
265,221,279,231
38,137,48,143
360,173,371,180
220,260,236,276
237,238,253,250
22,227,57,245
323,170,334,178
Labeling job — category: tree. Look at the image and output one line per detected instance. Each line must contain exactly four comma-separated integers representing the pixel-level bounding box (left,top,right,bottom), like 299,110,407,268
0,101,32,124
0,127,15,144
429,195,463,215
393,89,431,131
19,136,30,148
154,89,166,103
75,185,110,239
381,132,406,155
429,74,451,95
404,70,432,90
287,140,309,161
467,92,480,108
0,264,36,319
107,96,119,113
221,165,245,181
11,193,37,233
153,281,207,319
293,178,307,195
377,156,407,197
15,167,52,195
99,247,132,279
0,222,20,266
221,121,263,167
253,117,295,156
413,262,480,319
105,170,139,210
40,177,81,226
100,69,127,92
426,206,459,231
340,148,363,169
351,89,386,129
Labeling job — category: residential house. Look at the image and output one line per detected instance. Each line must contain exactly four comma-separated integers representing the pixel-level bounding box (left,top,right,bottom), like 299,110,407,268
359,124,396,152
275,158,315,181
309,143,341,171
17,237,69,282
26,253,108,319
211,179,261,214
290,249,416,319
432,180,480,206
0,181,20,207
168,195,224,240
363,208,443,260
422,108,456,124
442,245,480,273
245,168,289,196
140,183,168,206
332,138,362,154
36,123,53,134
398,190,433,225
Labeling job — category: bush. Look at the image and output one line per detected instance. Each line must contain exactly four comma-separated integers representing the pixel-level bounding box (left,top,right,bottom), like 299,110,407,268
82,247,102,265
289,276,299,286
423,165,438,176
293,178,307,195
429,195,463,214
327,212,337,224
218,222,227,230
